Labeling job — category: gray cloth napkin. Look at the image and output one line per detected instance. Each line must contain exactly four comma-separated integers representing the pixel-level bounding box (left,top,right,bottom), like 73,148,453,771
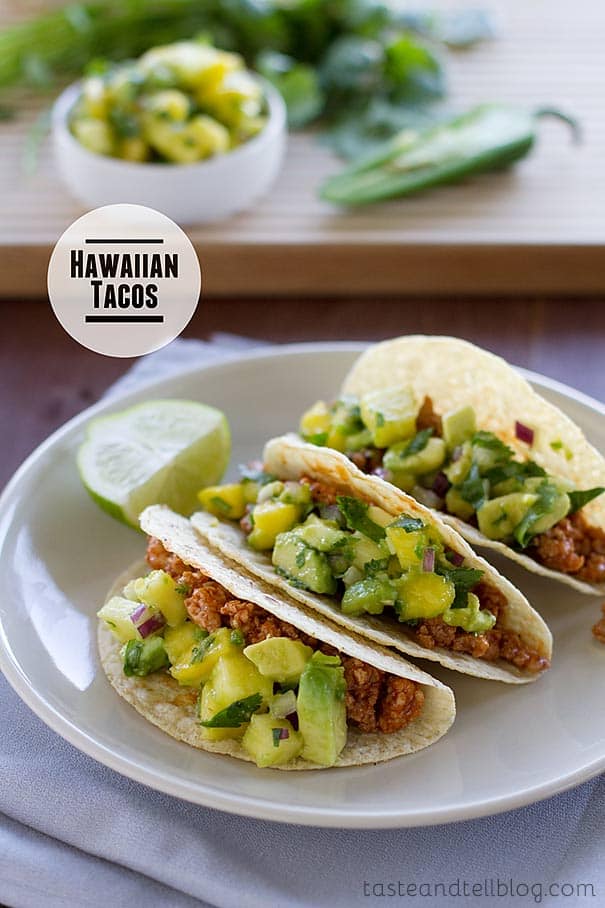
1,337,603,908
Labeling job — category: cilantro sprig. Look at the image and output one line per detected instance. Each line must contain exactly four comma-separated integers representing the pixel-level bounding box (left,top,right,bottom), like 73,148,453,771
200,693,263,728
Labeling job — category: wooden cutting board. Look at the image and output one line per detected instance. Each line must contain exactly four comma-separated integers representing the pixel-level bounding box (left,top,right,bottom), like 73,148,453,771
1,0,604,297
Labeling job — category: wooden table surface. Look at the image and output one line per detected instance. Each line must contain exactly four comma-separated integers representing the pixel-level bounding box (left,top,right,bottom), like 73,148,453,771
1,297,604,491
2,0,605,296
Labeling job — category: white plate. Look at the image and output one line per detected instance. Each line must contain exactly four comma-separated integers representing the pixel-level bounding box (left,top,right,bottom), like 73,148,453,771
1,343,604,829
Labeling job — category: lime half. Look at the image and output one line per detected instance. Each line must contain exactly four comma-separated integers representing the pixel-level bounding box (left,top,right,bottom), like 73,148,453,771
77,399,230,528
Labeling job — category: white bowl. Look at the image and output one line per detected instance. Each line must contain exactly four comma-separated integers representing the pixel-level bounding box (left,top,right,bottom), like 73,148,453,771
52,78,286,224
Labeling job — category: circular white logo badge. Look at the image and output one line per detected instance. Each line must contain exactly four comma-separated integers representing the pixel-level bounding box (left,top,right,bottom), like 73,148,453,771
47,204,201,358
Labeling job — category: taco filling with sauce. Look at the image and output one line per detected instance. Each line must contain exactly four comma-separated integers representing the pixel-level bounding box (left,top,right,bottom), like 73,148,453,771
98,535,441,769
297,392,605,586
196,459,550,677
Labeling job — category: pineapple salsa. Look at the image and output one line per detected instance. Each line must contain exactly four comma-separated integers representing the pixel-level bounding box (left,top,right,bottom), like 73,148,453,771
98,567,349,767
198,471,495,635
70,40,268,164
297,390,604,552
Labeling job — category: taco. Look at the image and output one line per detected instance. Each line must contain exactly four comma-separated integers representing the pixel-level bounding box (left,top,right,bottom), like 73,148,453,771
192,435,552,684
97,507,455,770
297,335,605,596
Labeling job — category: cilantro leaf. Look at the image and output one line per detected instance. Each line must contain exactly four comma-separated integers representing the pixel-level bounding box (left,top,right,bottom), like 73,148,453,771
457,462,489,511
437,565,484,609
401,428,433,457
200,693,263,728
484,459,546,486
513,481,559,548
390,515,425,533
568,487,605,514
471,431,513,461
363,558,390,577
190,631,213,664
337,496,386,542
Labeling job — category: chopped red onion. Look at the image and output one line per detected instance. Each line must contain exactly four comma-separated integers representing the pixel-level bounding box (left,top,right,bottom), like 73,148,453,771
130,604,165,638
372,467,388,479
432,471,450,497
287,712,299,730
515,421,534,445
451,445,462,462
422,547,435,572
446,548,465,567
278,727,289,740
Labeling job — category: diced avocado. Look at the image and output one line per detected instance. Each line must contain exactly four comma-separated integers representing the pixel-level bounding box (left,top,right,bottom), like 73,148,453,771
444,441,473,485
477,492,539,541
383,436,446,477
133,570,187,626
297,652,347,767
199,653,272,741
97,596,143,644
296,514,349,552
244,637,313,685
272,531,337,595
386,526,428,569
331,397,364,435
242,714,303,767
198,483,247,520
299,400,332,444
445,487,475,521
396,571,455,621
351,531,389,571
442,592,496,634
248,500,302,550
341,576,397,616
529,490,570,535
360,387,417,448
442,406,477,450
167,625,241,686
122,636,169,677
345,428,373,451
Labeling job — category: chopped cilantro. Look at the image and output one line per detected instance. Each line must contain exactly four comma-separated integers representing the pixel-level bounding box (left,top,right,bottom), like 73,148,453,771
174,583,191,596
230,629,245,646
458,462,490,511
513,480,559,548
295,547,307,568
191,632,214,664
436,565,483,609
390,515,425,533
375,411,385,428
568,487,605,514
337,496,386,543
272,727,284,747
401,428,433,457
483,459,546,486
363,558,390,577
210,496,232,515
304,432,329,446
200,693,263,728
471,431,513,460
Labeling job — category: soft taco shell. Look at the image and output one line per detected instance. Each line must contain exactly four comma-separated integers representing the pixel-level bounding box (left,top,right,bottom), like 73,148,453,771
342,334,605,595
99,509,455,770
191,434,552,684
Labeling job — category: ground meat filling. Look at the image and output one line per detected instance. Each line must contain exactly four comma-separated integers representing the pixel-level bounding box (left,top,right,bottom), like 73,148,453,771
592,604,605,644
300,481,549,673
146,538,425,734
530,512,605,584
416,396,443,436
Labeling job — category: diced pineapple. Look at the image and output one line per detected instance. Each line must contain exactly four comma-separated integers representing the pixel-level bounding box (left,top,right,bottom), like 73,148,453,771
97,596,141,643
248,500,301,550
134,570,187,626
199,654,272,741
396,572,455,621
367,505,392,528
145,89,190,122
198,483,247,520
386,526,427,569
244,637,313,685
119,137,150,162
242,714,303,767
168,625,240,687
360,387,417,448
299,401,331,442
81,77,110,119
72,118,116,156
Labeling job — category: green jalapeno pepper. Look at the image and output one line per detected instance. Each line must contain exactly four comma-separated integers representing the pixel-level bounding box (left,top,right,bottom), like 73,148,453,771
320,104,578,205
